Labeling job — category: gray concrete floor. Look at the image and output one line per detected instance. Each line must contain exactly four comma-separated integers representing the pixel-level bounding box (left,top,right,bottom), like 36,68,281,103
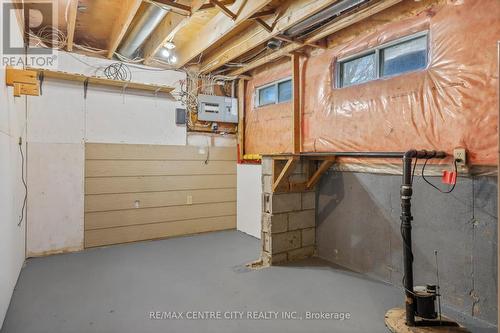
1,230,496,333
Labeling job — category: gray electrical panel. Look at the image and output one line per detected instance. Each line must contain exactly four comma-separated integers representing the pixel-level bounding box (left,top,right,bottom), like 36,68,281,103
197,94,238,124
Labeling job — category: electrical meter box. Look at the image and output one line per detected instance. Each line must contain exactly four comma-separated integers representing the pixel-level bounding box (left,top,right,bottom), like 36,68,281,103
198,94,238,123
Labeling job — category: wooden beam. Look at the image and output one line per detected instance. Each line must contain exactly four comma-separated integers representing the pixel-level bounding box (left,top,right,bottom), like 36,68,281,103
306,159,335,189
292,52,300,154
210,0,237,20
66,0,78,52
229,0,401,76
199,0,341,74
106,0,142,59
237,78,246,160
153,0,192,14
27,68,175,94
272,158,298,192
175,0,272,67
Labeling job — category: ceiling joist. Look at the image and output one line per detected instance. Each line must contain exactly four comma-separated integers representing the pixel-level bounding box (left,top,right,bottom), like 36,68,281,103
198,0,343,74
228,0,402,76
106,0,143,59
174,0,273,68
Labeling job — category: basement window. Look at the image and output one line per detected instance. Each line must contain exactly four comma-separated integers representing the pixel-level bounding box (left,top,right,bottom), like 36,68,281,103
255,78,292,107
336,31,428,88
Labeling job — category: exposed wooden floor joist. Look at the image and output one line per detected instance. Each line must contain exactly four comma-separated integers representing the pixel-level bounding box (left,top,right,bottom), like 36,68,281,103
199,0,341,74
174,0,273,68
229,0,402,76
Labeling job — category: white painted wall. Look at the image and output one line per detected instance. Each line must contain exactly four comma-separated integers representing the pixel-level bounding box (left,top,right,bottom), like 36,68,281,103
0,10,27,328
26,51,186,256
236,164,262,239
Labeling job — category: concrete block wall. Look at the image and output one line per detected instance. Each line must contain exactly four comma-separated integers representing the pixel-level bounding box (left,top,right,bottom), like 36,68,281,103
260,157,316,265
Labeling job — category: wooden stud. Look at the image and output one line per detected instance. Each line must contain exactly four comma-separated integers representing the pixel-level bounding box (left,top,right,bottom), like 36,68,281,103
106,0,142,59
210,0,237,20
66,0,78,52
237,78,246,161
292,52,300,154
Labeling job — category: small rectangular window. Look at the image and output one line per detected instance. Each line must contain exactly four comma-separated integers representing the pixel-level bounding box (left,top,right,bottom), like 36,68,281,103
255,78,292,107
258,85,277,106
278,80,292,102
381,35,427,77
340,53,376,87
336,32,428,88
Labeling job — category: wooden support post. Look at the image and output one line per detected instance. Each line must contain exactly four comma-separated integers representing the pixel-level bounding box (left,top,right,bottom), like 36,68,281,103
291,52,301,154
237,78,246,160
272,158,298,192
306,159,335,189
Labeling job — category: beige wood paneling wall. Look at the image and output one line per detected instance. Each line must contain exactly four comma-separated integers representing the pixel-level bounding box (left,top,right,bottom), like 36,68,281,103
84,143,237,247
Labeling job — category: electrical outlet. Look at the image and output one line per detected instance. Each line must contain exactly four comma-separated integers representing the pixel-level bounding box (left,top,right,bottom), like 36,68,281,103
186,195,193,205
453,148,468,173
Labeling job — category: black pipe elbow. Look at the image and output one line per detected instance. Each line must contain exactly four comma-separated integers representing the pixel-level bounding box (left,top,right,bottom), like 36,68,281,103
403,149,417,159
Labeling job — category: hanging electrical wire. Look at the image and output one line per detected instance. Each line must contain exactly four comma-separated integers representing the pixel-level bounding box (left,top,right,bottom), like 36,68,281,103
18,141,27,227
103,62,132,81
421,158,458,193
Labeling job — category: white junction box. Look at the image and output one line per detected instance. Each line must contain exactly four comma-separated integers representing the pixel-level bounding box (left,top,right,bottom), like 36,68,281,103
198,94,238,123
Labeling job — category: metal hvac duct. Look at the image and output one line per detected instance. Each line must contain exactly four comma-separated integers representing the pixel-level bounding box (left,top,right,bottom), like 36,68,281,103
116,3,169,59
283,0,369,39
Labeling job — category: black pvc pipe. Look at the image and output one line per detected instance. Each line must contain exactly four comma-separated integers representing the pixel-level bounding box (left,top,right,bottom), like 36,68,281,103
300,151,406,158
400,150,446,326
